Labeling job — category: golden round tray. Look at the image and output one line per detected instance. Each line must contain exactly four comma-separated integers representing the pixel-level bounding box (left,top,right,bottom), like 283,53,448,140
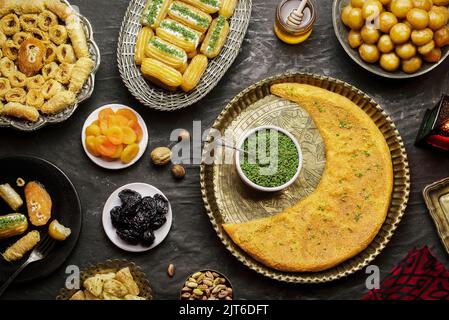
56,259,152,300
200,73,410,283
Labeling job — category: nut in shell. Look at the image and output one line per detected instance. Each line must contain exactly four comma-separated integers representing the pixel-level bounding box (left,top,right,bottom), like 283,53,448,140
167,264,175,277
171,164,185,179
150,147,172,166
180,270,233,300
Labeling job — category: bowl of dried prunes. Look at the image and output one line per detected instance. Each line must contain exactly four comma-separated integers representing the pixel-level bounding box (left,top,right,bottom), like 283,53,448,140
102,183,172,252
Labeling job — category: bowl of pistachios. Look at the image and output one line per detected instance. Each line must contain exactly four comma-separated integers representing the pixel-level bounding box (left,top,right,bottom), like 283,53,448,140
180,270,234,300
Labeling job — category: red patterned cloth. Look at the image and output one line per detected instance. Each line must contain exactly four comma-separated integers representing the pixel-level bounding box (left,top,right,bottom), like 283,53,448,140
363,247,449,300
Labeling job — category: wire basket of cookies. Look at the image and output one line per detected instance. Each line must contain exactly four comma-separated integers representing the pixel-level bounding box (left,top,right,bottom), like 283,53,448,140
0,0,100,131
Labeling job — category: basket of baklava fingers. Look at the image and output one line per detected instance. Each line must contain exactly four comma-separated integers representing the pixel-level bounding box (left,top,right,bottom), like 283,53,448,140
118,0,252,111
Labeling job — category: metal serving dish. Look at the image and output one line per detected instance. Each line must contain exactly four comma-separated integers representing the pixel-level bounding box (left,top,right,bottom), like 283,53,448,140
200,73,410,283
423,177,449,255
117,0,252,111
332,0,449,79
0,0,101,131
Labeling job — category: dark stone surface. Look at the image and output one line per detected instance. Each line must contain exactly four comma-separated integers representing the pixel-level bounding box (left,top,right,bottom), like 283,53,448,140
1,0,449,300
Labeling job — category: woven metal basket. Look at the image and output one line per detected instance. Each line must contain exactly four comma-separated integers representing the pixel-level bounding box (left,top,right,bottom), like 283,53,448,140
117,0,252,111
56,259,153,300
0,0,101,131
200,73,411,283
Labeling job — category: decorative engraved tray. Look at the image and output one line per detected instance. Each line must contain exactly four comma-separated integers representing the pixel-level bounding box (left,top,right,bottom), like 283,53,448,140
200,73,410,283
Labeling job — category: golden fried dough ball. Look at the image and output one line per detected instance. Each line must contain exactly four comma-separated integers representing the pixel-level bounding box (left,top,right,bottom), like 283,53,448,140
351,0,368,8
347,7,365,30
359,43,381,62
390,23,412,44
412,0,433,11
433,0,449,6
378,34,395,52
380,52,401,71
342,5,353,27
361,25,381,43
418,39,435,54
402,56,422,73
395,42,417,59
429,7,449,30
379,11,399,33
411,28,434,45
423,47,442,62
379,0,392,5
362,0,383,19
406,8,429,29
390,0,414,18
348,30,364,48
434,26,449,47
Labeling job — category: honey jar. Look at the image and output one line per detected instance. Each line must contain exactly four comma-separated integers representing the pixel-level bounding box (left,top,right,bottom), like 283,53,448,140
274,0,317,45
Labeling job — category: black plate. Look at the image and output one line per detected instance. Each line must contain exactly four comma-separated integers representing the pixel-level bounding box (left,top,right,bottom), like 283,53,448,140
0,156,82,284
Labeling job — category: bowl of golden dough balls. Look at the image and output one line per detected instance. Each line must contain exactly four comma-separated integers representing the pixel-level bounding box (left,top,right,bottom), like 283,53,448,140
333,0,449,78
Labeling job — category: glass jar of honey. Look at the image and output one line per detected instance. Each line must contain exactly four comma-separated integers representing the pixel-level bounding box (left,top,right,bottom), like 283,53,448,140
274,0,317,45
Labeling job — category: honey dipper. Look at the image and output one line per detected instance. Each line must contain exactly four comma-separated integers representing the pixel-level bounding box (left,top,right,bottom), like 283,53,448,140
286,0,308,27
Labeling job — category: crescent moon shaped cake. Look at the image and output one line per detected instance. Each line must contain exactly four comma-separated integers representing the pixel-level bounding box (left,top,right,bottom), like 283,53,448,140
223,83,393,272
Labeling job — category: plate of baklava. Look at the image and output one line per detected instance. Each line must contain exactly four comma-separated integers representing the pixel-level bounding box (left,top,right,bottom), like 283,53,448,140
0,0,100,131
117,0,252,111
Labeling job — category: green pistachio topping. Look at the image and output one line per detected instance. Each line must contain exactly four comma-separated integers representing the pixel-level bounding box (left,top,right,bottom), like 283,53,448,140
200,0,220,8
161,20,198,41
171,2,210,29
144,0,164,26
240,130,299,188
207,15,226,53
150,37,185,59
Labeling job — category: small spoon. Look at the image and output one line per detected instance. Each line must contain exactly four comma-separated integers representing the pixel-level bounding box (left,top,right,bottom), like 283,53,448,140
286,0,308,28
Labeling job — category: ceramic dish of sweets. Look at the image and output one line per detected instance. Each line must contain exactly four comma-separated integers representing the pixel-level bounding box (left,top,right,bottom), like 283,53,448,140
102,183,172,253
333,0,449,78
81,104,148,170
235,126,303,192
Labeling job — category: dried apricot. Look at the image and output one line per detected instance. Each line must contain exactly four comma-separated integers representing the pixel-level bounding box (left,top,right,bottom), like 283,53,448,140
99,108,114,122
116,108,138,123
97,137,117,157
85,124,101,136
86,136,100,156
100,118,109,135
121,143,139,164
106,126,124,145
108,115,129,128
122,126,137,145
129,121,143,143
110,144,124,159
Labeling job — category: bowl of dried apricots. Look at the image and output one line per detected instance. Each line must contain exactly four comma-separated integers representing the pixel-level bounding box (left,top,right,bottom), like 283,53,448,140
81,104,148,169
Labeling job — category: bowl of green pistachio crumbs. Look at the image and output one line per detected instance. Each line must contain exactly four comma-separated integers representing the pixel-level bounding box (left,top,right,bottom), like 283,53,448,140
235,126,302,192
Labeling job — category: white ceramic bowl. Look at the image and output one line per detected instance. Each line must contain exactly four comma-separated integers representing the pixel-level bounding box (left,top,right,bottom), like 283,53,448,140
81,104,148,170
235,126,303,192
102,183,172,253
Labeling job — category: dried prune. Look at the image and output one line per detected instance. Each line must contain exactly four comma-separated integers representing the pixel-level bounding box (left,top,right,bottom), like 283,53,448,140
141,229,155,246
138,196,156,214
154,194,169,216
116,228,140,245
150,215,167,230
118,189,142,216
110,206,123,228
112,189,169,245
130,211,152,234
